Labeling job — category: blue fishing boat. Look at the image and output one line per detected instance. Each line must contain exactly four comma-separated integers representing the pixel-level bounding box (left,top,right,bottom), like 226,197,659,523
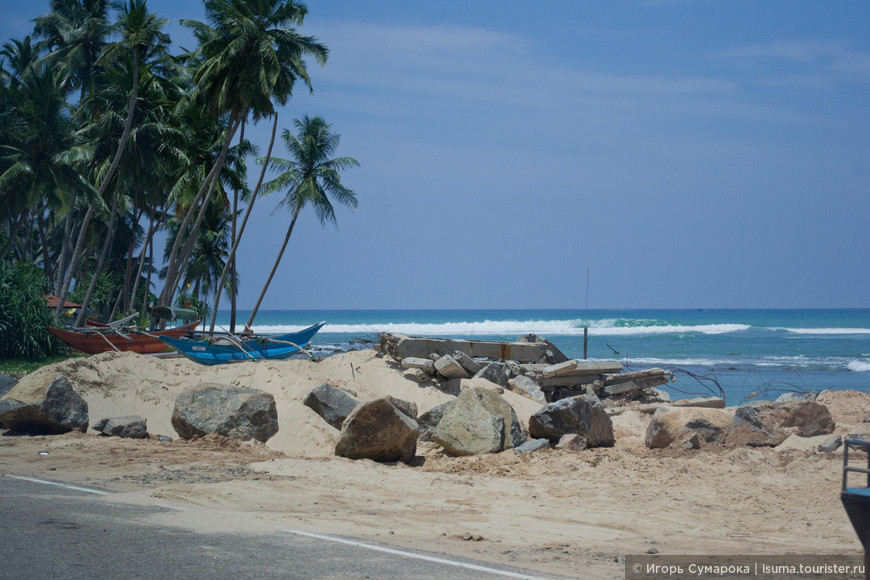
159,321,326,365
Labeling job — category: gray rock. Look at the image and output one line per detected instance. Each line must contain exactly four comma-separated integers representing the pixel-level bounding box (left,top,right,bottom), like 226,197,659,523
400,357,436,374
303,383,360,429
528,395,614,447
507,375,547,405
0,373,17,398
171,383,278,443
817,434,842,453
680,431,705,450
645,407,731,449
433,387,525,456
385,396,418,421
335,397,419,463
434,355,470,379
0,372,88,434
453,351,482,375
473,362,510,387
101,415,148,439
775,390,820,403
556,433,588,452
728,400,835,447
417,401,453,442
514,438,551,455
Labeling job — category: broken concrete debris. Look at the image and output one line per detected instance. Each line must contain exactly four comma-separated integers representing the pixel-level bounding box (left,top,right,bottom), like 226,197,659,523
377,332,675,405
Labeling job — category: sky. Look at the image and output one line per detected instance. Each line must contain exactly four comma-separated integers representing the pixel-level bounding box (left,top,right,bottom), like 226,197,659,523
2,1,869,310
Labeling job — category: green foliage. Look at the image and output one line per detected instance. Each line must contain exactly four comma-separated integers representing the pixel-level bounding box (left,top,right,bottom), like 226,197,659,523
175,290,210,321
68,271,117,322
0,262,63,360
0,354,79,378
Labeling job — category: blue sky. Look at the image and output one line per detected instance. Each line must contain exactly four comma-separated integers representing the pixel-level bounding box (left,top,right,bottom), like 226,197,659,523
3,1,869,309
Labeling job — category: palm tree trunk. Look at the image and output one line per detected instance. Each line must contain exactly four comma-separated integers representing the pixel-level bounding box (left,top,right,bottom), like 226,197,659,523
229,119,245,334
54,51,140,317
129,206,164,314
110,205,139,319
159,111,243,308
246,204,301,328
74,197,120,326
0,212,27,262
209,112,279,334
37,208,53,281
54,205,76,291
142,225,154,319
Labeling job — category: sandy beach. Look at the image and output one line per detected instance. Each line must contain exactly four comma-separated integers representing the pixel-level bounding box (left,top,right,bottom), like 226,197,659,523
1,349,867,579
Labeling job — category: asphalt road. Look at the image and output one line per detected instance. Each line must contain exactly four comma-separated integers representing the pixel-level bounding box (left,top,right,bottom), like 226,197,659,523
0,476,553,580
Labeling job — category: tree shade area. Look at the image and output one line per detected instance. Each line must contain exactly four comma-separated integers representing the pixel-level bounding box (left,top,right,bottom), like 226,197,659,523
0,0,357,357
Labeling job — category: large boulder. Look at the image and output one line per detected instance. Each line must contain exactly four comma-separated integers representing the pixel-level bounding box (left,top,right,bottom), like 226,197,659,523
473,362,510,387
0,373,17,398
645,407,732,449
171,383,278,442
528,395,614,447
727,400,835,447
417,401,453,442
303,383,360,429
335,397,419,463
432,387,525,456
0,372,88,434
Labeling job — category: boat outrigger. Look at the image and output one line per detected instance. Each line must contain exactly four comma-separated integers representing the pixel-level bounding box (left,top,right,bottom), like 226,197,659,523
159,321,326,365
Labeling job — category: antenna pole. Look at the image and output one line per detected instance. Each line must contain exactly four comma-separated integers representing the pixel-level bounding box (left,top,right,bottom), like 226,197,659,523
583,266,589,359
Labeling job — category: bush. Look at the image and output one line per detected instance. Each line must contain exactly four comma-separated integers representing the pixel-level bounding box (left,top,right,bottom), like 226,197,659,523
0,262,64,360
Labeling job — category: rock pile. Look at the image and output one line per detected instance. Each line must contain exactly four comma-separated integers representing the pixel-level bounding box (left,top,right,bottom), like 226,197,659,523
645,397,837,450
378,332,675,405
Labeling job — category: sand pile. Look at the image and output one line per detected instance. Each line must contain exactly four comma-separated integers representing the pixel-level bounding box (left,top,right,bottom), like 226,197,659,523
38,349,541,457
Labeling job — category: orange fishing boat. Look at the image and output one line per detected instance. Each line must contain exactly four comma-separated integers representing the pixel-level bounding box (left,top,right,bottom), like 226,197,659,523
47,321,200,355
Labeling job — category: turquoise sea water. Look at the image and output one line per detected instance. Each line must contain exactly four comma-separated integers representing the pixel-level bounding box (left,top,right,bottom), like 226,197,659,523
212,309,870,404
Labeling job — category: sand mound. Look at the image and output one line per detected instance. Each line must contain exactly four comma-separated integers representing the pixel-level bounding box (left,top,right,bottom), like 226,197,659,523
39,349,540,457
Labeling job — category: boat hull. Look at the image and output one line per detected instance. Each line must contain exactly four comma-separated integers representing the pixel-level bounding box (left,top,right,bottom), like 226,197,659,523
47,321,200,355
159,322,325,365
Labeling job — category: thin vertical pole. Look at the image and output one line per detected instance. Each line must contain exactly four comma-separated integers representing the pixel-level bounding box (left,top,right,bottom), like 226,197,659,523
583,266,590,360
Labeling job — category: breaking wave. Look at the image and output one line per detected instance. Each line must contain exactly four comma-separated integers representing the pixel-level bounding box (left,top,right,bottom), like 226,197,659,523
254,318,751,337
848,360,870,372
774,327,870,335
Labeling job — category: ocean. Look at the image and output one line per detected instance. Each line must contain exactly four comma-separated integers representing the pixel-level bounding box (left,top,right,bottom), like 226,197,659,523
213,309,870,405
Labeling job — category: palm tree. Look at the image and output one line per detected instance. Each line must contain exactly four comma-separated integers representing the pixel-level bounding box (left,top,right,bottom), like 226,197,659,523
33,0,111,101
207,111,278,335
159,0,328,311
0,57,92,265
71,0,171,325
246,115,358,327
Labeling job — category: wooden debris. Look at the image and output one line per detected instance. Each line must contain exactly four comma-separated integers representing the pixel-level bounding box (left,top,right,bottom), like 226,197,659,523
378,333,567,364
